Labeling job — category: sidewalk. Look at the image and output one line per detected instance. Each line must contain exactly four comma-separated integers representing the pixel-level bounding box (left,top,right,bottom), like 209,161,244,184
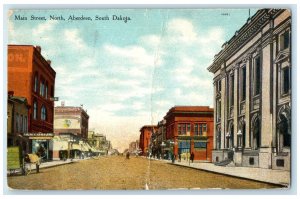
166,160,290,186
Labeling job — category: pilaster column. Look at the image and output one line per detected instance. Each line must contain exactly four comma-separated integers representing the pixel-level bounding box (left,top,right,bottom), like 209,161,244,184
245,55,251,148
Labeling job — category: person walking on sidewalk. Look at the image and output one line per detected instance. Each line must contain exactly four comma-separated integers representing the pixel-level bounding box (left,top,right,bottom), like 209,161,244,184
190,152,194,163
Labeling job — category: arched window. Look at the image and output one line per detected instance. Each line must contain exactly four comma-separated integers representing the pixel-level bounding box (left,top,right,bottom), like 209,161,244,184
41,105,47,121
33,100,38,120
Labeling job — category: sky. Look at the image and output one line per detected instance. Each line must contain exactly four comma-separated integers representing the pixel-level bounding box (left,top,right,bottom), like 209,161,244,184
8,8,258,152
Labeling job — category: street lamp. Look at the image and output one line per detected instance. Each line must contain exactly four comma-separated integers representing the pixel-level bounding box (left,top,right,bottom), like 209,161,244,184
237,130,242,149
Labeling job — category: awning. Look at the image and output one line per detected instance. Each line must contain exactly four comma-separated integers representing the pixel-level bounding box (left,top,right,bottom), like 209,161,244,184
72,143,81,150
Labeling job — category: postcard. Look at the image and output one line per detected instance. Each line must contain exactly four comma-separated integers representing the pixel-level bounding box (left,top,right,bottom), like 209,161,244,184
5,8,291,191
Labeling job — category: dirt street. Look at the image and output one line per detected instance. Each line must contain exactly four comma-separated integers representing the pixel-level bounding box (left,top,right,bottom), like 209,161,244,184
7,156,281,190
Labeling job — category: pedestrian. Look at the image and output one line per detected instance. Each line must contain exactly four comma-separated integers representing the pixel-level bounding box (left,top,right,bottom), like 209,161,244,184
190,152,194,163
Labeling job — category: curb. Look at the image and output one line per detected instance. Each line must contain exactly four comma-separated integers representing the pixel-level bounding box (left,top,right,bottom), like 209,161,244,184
167,162,288,187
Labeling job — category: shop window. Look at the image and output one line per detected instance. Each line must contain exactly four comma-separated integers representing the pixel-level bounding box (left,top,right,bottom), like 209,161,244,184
282,67,290,95
194,142,207,149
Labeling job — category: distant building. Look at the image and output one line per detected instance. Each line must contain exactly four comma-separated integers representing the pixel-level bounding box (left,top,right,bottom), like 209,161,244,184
207,9,291,170
152,119,166,159
139,125,158,156
128,140,139,154
8,45,56,160
7,92,30,154
164,106,214,161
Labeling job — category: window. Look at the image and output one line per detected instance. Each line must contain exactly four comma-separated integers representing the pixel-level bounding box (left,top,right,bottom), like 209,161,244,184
177,123,190,135
34,74,38,92
230,75,234,106
241,66,246,101
254,57,261,96
20,115,23,133
217,80,221,92
194,124,198,135
194,123,207,136
194,142,207,148
33,101,37,120
282,67,290,95
16,113,19,132
51,86,54,97
24,116,27,133
280,31,290,50
217,99,221,122
40,80,45,97
45,83,48,99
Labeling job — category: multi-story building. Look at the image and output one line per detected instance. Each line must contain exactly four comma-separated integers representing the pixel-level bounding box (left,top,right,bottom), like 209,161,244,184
52,103,90,159
164,106,214,162
155,119,166,158
139,125,157,156
8,45,56,159
207,9,291,170
128,140,139,154
7,92,30,154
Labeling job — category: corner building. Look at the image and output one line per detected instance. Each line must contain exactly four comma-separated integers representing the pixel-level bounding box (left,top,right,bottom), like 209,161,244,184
207,9,291,170
164,106,214,161
8,45,56,159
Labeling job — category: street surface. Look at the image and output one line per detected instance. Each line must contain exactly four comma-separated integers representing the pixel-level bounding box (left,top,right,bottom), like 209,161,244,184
7,156,281,190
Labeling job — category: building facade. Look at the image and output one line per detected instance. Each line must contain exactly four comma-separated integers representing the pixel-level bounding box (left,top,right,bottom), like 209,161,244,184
139,125,157,156
8,45,56,159
207,9,291,170
52,103,90,159
7,93,30,154
164,106,214,162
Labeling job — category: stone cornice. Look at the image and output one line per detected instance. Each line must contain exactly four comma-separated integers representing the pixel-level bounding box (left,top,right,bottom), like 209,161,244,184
207,9,283,74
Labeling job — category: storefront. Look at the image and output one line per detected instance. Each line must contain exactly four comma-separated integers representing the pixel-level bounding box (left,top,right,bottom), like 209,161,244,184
24,132,54,161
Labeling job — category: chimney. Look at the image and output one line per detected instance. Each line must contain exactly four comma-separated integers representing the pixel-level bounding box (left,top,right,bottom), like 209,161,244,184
61,101,65,107
36,46,41,53
47,60,51,65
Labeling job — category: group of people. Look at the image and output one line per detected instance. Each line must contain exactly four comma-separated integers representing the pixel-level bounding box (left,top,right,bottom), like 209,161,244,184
177,152,195,163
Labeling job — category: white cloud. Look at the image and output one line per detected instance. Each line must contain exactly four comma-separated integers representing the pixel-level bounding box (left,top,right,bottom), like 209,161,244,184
33,20,58,36
64,29,87,50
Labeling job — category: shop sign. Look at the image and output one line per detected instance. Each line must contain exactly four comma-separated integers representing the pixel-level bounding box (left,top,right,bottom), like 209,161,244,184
24,132,54,137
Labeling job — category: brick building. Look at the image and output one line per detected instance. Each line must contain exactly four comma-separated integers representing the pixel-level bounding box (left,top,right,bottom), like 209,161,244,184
139,125,157,156
52,103,90,159
164,106,214,162
207,9,291,170
8,45,56,159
